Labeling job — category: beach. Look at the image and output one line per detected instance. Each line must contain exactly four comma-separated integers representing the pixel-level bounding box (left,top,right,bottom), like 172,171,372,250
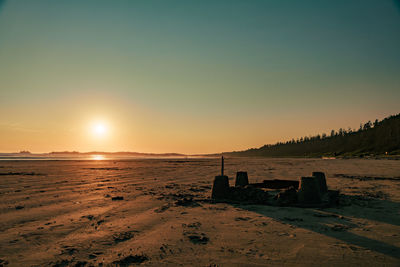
0,158,399,266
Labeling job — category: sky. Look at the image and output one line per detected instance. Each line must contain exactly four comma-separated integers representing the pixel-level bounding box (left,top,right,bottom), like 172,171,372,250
0,0,399,154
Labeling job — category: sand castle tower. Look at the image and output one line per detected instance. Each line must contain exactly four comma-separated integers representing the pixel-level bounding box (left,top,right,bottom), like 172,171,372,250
297,176,321,204
235,171,249,187
211,156,230,199
312,171,328,193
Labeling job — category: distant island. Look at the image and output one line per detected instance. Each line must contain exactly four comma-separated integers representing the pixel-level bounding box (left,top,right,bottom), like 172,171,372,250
48,151,185,157
0,151,186,159
223,113,400,158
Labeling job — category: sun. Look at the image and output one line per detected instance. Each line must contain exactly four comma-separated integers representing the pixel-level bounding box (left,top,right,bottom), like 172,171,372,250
91,121,108,138
94,124,106,135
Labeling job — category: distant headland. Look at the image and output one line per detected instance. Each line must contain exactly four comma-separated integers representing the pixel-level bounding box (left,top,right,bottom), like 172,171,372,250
222,113,400,158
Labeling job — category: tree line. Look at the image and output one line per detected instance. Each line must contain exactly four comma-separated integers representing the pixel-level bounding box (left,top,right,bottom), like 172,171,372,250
225,113,400,157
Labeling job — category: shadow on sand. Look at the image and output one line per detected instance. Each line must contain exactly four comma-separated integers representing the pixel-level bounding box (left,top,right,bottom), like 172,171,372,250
234,194,400,259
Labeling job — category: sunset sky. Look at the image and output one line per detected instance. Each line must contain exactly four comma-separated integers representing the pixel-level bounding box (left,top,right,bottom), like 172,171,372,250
0,0,399,154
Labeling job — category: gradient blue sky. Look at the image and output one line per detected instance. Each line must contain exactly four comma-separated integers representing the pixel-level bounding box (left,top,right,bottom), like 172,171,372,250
0,0,399,153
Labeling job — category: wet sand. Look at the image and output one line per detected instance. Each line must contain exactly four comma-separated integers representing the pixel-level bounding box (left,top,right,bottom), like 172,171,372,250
0,158,399,266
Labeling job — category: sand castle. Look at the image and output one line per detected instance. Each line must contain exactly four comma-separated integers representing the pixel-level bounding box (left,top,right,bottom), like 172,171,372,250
211,157,339,207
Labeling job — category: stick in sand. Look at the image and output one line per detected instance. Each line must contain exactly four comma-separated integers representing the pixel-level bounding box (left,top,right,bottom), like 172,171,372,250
221,156,224,176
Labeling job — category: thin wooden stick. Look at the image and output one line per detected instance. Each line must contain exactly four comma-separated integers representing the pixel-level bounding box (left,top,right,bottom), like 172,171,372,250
221,156,224,176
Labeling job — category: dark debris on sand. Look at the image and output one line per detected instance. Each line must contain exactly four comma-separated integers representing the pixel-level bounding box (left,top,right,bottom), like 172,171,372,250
51,259,87,267
183,230,209,245
187,234,209,245
0,258,9,266
0,172,45,176
156,190,205,208
112,254,149,266
182,222,202,229
154,204,170,213
333,174,400,181
113,231,137,243
175,197,201,207
81,215,94,220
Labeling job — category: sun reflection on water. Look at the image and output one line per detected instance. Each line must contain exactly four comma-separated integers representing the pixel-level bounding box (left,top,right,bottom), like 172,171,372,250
92,155,105,160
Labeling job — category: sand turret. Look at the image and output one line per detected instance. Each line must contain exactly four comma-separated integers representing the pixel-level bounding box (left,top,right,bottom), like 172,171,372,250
297,176,321,204
211,175,230,199
235,171,249,187
312,171,328,193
